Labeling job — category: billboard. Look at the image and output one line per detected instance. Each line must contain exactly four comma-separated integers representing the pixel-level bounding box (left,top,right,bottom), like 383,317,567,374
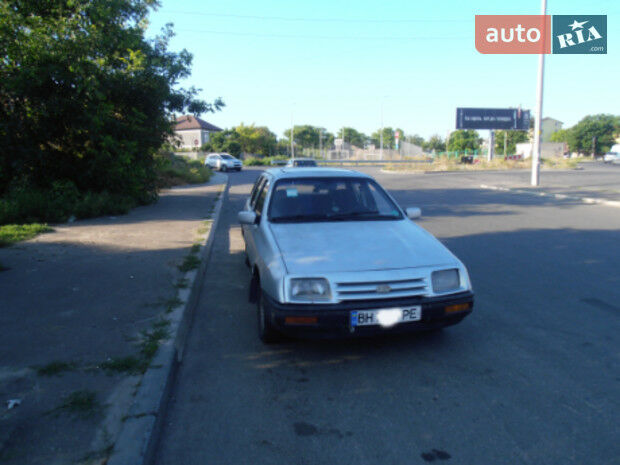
456,108,530,130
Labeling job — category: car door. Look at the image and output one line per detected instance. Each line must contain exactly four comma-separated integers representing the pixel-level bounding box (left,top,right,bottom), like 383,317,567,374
244,176,270,267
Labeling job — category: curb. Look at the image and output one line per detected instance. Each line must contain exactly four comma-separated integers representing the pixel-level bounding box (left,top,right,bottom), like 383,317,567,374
107,173,230,465
479,184,620,209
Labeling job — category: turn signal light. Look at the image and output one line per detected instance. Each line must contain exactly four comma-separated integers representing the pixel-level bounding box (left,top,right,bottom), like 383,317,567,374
445,303,471,314
284,316,318,325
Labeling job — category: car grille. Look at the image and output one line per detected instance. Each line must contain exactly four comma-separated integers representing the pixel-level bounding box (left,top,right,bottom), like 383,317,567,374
335,277,428,301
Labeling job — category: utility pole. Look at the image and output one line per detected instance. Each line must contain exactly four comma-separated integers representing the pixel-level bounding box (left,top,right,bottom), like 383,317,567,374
380,102,384,160
488,130,495,161
504,131,508,157
531,0,547,186
318,129,323,159
290,111,295,160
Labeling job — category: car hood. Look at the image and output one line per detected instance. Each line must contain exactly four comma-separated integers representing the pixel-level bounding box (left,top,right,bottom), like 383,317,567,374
269,220,457,274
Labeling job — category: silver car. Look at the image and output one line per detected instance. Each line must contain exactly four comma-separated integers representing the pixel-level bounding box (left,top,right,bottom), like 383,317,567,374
239,168,474,342
205,153,242,172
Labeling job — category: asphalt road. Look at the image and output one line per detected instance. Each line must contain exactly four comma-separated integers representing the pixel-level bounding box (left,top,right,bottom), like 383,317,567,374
154,167,620,465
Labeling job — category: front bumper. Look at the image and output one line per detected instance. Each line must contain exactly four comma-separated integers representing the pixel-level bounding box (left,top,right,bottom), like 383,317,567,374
264,291,473,338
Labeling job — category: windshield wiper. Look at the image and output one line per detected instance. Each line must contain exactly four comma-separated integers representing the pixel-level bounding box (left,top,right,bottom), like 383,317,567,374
270,214,331,223
327,211,400,221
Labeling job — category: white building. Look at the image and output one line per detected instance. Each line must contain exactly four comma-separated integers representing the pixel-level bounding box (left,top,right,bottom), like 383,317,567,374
541,117,563,143
173,115,222,149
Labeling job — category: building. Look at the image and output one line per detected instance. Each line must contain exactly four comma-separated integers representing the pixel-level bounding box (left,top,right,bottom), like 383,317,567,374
541,117,563,143
173,115,222,149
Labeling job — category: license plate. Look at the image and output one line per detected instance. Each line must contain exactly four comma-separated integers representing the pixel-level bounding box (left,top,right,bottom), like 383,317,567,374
350,306,421,327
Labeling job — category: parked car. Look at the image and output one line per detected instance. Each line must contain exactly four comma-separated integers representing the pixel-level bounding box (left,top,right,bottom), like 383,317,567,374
239,168,474,342
285,158,318,168
603,144,620,163
603,151,620,163
205,153,242,172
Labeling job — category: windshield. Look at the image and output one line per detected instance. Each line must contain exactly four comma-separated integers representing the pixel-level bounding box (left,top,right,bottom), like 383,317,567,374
268,177,403,223
295,160,317,166
220,154,234,159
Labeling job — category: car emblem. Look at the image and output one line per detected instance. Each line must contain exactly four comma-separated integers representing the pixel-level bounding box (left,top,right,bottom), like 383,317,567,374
376,284,391,294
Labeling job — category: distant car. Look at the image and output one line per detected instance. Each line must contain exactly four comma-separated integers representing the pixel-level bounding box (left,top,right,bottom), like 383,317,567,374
270,159,288,166
285,158,318,168
238,168,474,342
603,152,620,163
205,153,242,172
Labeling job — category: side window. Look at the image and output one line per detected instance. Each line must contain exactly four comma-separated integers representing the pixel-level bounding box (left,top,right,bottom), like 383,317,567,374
254,180,271,216
249,177,266,208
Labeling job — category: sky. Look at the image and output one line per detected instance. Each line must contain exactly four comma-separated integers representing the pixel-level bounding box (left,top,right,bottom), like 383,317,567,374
146,0,619,140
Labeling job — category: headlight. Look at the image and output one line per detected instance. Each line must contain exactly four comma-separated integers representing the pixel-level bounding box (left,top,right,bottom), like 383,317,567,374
432,269,460,293
289,278,331,301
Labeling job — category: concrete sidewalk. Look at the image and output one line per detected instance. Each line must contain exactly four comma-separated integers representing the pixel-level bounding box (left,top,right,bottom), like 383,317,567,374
0,173,226,465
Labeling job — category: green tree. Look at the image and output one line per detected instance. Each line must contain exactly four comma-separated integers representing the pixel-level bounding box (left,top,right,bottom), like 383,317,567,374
562,114,620,155
407,134,426,147
202,130,242,157
370,127,395,149
425,135,445,152
337,127,367,148
447,130,481,152
494,130,529,155
0,0,222,203
234,124,277,156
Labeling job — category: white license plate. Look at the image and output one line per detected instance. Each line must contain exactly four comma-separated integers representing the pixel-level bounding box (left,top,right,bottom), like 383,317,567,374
350,306,421,327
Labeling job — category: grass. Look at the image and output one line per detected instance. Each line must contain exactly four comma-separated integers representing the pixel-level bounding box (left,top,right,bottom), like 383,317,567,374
140,324,170,359
165,296,183,313
384,156,580,173
174,278,189,289
56,390,99,418
100,319,171,374
0,223,52,247
197,220,212,236
155,151,212,188
37,361,76,376
100,355,147,375
243,155,289,166
178,254,200,272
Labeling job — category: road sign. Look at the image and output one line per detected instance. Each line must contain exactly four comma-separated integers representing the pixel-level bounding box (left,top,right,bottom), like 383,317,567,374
456,108,530,130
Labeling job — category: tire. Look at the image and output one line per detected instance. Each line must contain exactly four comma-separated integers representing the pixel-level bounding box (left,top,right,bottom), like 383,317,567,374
257,287,281,343
221,165,227,172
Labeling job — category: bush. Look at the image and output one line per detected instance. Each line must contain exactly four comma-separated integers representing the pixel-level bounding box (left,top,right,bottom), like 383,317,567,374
154,151,212,188
243,155,289,166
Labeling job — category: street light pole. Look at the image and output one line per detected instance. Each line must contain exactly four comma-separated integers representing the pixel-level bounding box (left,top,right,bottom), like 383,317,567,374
531,0,547,186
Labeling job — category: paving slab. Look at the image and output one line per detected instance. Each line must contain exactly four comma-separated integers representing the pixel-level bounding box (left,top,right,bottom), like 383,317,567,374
0,173,226,464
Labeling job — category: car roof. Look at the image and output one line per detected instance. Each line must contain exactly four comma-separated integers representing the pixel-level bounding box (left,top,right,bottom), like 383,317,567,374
264,167,372,180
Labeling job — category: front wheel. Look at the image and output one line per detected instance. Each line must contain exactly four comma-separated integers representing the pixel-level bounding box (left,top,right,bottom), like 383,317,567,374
257,288,281,343
220,165,227,172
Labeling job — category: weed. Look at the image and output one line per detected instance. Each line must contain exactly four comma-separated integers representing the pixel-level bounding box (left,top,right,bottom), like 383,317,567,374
37,361,76,376
190,243,201,254
100,356,146,375
178,254,200,272
139,325,170,359
57,390,99,417
0,223,52,247
165,296,182,312
174,278,189,289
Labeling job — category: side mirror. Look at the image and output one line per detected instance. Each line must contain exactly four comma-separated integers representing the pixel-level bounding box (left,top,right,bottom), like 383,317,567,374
238,211,258,225
406,207,421,220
